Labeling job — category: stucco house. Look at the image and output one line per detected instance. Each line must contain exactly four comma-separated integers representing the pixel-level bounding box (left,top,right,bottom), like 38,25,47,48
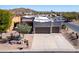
33,16,62,33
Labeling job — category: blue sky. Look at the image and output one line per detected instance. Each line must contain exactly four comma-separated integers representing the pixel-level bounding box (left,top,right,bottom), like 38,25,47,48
0,5,79,12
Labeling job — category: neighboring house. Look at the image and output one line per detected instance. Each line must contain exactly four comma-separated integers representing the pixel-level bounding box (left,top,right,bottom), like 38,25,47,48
21,16,35,25
21,16,35,33
54,16,65,22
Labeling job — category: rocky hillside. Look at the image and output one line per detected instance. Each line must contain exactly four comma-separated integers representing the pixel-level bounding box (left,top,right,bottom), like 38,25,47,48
9,8,36,16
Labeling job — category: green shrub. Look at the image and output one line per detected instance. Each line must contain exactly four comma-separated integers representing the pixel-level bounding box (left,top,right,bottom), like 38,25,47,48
16,23,32,33
62,24,66,29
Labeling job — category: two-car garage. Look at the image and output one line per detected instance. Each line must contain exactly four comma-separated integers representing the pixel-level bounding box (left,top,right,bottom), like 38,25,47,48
34,27,60,34
33,16,61,34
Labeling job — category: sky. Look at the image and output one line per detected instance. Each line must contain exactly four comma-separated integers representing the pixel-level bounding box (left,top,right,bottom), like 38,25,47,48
0,5,79,12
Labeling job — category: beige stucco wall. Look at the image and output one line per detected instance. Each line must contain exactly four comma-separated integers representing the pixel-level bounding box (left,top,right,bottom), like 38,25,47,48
13,16,21,23
7,16,21,32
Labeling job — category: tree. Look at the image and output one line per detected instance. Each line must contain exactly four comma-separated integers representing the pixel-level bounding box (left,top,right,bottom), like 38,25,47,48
16,24,32,33
0,9,13,32
62,12,79,20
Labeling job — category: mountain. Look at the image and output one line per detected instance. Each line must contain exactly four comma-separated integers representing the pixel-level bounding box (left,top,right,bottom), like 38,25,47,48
9,8,36,16
9,8,55,16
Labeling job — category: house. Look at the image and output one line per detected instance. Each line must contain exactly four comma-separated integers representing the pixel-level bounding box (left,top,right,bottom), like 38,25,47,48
8,15,63,34
33,16,62,33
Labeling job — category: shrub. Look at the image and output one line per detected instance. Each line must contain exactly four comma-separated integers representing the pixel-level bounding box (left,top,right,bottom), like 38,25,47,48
16,23,32,33
62,24,66,29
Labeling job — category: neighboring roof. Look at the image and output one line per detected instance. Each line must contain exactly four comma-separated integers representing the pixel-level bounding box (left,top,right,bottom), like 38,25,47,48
21,16,35,22
54,16,65,22
35,16,49,20
22,15,35,18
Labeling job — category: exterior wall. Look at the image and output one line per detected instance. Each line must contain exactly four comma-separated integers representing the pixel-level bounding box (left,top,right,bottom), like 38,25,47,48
13,16,21,23
7,16,21,32
34,22,51,27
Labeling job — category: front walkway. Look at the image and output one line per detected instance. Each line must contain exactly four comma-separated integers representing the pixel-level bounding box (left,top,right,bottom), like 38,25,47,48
31,34,75,51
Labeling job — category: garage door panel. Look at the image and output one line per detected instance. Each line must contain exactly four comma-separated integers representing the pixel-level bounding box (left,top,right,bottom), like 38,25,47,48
35,27,50,33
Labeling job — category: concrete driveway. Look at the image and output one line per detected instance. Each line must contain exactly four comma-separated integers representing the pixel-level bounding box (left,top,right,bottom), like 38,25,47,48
31,34,75,51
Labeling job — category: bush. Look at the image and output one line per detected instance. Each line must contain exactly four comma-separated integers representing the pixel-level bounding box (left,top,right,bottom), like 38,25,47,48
16,23,32,33
62,24,66,29
62,12,79,20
